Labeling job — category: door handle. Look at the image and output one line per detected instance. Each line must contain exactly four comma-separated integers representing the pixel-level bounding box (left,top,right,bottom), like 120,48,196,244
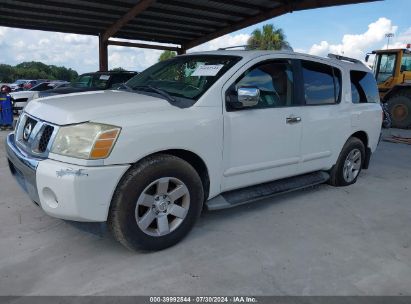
286,116,301,124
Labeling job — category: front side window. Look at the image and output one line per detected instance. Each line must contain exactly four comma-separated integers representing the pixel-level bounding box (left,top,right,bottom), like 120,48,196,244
231,60,294,109
302,60,341,105
376,53,396,84
126,55,241,104
350,71,380,103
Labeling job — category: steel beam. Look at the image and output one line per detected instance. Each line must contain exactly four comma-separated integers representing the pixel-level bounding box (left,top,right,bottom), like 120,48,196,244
101,0,155,42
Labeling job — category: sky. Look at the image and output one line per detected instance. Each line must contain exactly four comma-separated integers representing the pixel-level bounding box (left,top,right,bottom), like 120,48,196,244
0,0,409,74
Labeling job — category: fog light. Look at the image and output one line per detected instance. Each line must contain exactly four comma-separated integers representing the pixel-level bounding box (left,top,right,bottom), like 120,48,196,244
43,187,58,208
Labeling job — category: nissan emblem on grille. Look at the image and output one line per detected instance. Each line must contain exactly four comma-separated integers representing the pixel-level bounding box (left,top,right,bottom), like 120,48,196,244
23,123,33,141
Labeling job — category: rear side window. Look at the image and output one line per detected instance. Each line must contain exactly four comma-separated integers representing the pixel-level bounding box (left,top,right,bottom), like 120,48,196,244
302,60,341,105
350,71,380,103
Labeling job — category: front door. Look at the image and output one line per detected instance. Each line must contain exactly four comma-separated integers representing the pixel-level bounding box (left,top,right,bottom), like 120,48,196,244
222,59,303,192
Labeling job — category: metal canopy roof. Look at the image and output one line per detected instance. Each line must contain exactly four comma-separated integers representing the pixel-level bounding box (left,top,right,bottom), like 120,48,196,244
0,0,379,70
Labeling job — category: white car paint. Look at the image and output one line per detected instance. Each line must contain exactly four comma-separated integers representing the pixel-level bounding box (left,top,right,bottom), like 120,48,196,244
10,82,69,112
10,90,37,111
8,50,382,222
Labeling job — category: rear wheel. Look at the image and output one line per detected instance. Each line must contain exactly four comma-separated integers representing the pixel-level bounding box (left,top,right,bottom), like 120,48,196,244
387,92,411,129
108,154,204,251
329,137,365,187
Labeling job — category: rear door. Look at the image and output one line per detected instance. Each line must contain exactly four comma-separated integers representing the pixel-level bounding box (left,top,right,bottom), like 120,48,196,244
296,58,346,174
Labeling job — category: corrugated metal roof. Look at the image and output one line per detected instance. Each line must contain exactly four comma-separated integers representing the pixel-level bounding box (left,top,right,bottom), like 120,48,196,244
0,0,380,49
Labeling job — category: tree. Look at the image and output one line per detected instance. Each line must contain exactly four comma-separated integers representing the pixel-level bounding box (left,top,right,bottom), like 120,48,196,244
0,61,78,82
158,50,177,62
247,24,291,51
110,67,126,72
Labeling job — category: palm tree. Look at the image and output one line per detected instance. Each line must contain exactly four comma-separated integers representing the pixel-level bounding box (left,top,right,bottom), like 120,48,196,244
158,50,177,62
247,24,291,51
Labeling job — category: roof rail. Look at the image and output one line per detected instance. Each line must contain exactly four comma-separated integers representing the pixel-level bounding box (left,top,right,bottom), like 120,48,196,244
327,53,364,65
218,45,248,50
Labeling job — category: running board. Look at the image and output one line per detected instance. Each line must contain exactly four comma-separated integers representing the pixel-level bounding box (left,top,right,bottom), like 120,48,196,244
206,171,330,211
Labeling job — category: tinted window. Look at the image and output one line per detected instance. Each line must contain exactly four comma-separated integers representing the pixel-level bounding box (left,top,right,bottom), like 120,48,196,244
302,61,341,105
233,60,294,108
110,73,135,87
350,70,380,103
73,74,110,89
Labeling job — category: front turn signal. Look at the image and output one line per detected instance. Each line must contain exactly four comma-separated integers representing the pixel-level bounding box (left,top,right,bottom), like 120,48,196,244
90,128,120,159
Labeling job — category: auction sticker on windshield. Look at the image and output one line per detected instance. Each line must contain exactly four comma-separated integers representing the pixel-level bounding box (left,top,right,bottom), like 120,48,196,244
192,64,224,77
100,75,110,80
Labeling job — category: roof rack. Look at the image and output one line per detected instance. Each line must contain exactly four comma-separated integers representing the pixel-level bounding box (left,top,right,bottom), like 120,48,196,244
218,45,248,50
327,53,364,65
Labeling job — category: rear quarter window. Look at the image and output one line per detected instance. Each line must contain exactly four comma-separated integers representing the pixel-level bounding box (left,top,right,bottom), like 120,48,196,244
350,70,380,103
302,60,341,105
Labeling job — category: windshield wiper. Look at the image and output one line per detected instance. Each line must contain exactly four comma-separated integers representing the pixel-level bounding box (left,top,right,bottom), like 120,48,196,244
133,85,176,103
117,83,133,91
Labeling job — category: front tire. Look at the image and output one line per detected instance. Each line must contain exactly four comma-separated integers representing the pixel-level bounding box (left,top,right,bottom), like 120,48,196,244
329,137,365,187
108,154,204,251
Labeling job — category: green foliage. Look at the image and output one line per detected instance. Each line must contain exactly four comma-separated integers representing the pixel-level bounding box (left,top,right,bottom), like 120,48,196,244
0,61,78,83
110,67,126,71
158,50,177,62
246,24,291,51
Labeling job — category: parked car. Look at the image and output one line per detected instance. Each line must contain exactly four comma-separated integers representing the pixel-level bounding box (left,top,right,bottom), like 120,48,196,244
22,80,38,90
6,51,382,251
10,81,70,114
38,71,137,98
10,79,28,91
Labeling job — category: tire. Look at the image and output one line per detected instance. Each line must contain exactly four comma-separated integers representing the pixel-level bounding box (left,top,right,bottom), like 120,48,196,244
328,137,365,187
387,92,411,129
108,154,204,251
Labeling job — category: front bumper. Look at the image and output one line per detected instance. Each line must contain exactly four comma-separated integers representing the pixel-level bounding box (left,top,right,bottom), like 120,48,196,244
6,133,129,222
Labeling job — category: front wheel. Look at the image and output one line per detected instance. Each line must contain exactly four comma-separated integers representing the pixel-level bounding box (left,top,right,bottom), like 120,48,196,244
329,137,365,187
108,154,204,251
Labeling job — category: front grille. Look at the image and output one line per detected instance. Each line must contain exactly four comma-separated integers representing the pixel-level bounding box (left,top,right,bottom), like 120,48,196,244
15,113,58,158
38,125,54,152
14,98,28,103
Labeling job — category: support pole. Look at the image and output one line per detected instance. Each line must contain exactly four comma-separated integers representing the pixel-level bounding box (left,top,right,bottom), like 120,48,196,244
99,34,108,72
177,47,186,55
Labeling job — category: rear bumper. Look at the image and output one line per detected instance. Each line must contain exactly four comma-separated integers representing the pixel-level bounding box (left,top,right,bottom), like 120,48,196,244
6,133,129,222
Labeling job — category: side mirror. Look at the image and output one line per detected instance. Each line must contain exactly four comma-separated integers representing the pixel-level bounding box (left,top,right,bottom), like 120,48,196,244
365,54,370,62
237,87,260,108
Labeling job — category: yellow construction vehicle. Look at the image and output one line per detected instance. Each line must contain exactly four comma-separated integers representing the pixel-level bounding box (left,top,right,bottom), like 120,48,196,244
366,47,411,128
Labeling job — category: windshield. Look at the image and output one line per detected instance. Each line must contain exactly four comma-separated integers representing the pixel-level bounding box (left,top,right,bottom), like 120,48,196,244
125,55,241,103
13,80,26,85
375,53,396,84
73,74,111,88
29,82,59,91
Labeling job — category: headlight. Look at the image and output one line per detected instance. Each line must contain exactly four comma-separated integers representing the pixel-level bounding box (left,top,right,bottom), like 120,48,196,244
51,123,121,159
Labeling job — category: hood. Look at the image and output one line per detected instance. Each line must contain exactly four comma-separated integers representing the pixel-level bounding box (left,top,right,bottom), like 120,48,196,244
10,91,34,99
24,90,175,125
42,86,101,95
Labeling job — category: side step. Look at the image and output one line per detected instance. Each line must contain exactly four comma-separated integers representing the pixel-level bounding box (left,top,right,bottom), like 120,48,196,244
206,171,329,211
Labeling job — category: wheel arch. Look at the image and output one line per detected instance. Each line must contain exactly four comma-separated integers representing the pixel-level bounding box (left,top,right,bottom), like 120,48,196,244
131,149,211,202
349,131,371,169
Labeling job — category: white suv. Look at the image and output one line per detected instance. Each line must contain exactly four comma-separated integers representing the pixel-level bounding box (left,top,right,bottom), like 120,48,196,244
6,51,382,251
